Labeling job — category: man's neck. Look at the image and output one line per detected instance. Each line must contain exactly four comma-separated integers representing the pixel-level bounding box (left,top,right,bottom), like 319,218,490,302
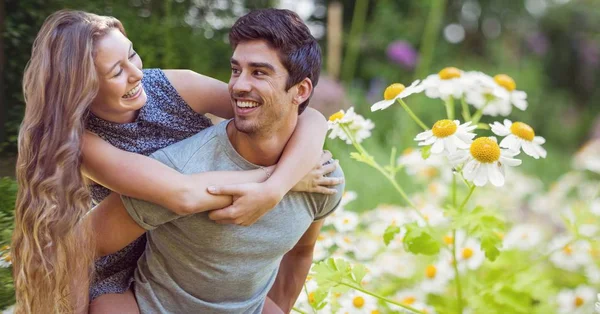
226,119,297,167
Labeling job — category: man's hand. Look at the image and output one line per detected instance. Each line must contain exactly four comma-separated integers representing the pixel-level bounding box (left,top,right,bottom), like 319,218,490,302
206,182,284,226
291,150,342,195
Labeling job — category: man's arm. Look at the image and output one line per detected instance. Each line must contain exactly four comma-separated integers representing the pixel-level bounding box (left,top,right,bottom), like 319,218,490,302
267,220,324,313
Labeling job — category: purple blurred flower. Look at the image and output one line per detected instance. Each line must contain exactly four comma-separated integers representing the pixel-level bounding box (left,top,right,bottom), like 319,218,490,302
526,32,549,56
386,40,418,69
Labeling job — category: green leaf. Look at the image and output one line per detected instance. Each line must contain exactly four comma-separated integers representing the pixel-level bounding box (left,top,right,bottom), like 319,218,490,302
420,146,431,160
451,206,505,262
350,263,367,285
383,225,401,246
403,223,440,255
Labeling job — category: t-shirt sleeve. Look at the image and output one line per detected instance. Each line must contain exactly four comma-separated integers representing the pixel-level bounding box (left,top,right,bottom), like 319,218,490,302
121,150,181,230
314,162,345,221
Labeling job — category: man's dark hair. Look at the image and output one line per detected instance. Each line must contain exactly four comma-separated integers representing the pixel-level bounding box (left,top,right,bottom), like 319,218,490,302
229,8,322,115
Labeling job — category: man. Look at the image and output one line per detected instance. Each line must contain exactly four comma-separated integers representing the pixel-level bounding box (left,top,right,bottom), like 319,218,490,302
93,8,344,313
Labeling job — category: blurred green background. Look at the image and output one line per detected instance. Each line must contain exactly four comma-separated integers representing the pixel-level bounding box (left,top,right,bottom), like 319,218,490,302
0,0,599,309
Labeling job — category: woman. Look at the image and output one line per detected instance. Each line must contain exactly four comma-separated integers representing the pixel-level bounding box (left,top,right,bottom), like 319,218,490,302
13,10,338,314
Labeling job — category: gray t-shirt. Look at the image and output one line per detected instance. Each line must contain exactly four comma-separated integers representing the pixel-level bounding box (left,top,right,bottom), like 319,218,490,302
121,120,344,314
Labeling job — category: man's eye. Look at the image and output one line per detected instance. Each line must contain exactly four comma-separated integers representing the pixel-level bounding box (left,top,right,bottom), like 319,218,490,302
231,68,240,74
254,70,266,76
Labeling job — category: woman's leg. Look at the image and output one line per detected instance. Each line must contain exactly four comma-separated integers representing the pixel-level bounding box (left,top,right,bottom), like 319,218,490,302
89,289,140,314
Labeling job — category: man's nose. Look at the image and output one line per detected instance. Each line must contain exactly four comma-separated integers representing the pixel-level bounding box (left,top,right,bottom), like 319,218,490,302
231,73,252,93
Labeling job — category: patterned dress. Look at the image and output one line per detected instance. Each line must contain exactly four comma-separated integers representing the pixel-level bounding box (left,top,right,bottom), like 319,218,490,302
86,68,213,300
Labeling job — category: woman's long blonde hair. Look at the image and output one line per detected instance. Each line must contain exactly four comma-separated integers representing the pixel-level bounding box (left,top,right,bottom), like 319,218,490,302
12,10,125,313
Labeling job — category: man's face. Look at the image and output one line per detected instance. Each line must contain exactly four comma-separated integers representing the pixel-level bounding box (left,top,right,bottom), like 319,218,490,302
228,40,297,136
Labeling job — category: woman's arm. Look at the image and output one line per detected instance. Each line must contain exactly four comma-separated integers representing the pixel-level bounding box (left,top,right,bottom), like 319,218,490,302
81,132,274,215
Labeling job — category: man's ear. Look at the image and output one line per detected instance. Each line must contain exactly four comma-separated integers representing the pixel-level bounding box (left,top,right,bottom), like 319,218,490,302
292,78,313,105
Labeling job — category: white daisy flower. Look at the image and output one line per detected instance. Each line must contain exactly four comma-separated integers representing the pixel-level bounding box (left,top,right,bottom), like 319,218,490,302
503,224,544,250
456,237,486,271
491,74,528,114
341,191,358,207
332,210,360,233
397,148,452,182
549,236,593,271
391,289,426,309
371,80,424,111
411,204,448,227
420,260,454,294
462,71,513,116
421,67,466,100
415,120,477,155
557,286,597,314
328,107,375,144
338,290,379,314
573,140,600,174
448,137,522,187
350,237,381,261
0,246,10,268
374,251,416,279
334,234,357,254
490,119,547,159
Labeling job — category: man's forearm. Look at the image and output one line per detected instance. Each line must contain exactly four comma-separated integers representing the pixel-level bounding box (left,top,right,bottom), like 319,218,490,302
267,248,314,313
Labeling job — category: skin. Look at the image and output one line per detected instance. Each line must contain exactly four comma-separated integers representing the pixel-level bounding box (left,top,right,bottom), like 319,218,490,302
84,30,336,313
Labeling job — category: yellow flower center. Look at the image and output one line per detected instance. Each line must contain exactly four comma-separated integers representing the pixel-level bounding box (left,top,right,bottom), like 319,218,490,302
495,232,505,240
462,248,474,259
563,245,573,255
443,235,454,245
402,296,416,305
308,292,316,304
2,253,10,263
384,83,406,100
0,245,9,251
470,137,501,163
371,311,380,314
343,237,352,244
509,122,535,141
353,296,365,308
574,296,584,307
425,265,437,278
439,67,461,80
317,234,325,241
494,74,516,91
431,119,458,138
328,110,344,122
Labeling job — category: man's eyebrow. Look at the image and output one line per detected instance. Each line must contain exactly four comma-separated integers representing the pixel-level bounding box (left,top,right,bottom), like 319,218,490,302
105,43,133,75
229,58,275,72
249,62,275,72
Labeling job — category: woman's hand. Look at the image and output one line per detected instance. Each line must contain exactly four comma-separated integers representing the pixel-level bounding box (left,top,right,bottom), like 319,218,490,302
291,150,343,195
206,180,284,226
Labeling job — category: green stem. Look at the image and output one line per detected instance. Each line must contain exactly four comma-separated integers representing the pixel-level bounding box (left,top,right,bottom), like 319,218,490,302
415,0,448,80
452,229,464,314
340,282,425,314
471,101,490,124
292,307,308,314
341,0,369,84
461,97,471,121
397,98,429,131
445,97,455,120
452,184,476,314
459,185,476,212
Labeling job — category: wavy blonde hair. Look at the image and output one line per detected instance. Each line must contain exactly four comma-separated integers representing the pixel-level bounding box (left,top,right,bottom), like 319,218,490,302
12,10,125,313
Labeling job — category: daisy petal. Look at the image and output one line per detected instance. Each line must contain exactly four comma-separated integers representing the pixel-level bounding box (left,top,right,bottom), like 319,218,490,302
473,164,489,186
488,163,505,186
371,99,394,111
431,139,444,154
522,141,540,159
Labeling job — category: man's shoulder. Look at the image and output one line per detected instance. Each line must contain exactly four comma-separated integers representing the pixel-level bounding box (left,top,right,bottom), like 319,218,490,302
150,123,223,170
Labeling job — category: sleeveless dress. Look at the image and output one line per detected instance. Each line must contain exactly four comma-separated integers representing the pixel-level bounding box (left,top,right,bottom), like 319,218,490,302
85,68,213,300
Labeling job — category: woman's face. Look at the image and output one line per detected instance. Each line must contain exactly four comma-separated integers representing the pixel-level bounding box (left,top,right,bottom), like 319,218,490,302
91,29,146,122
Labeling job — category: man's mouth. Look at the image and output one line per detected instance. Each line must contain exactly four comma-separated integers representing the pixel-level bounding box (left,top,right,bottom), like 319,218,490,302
122,84,142,99
236,100,260,108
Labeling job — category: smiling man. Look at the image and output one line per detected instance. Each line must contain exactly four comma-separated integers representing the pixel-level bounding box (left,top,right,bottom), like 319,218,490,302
92,8,344,314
